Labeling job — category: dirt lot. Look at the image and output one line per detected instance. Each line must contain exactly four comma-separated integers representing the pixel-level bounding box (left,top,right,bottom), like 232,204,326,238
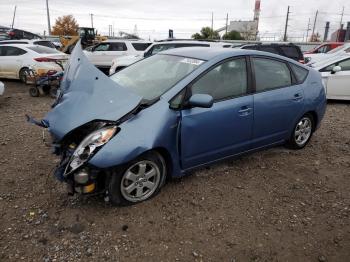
0,80,349,262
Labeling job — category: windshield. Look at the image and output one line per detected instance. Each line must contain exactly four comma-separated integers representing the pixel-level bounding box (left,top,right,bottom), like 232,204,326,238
27,45,60,54
110,54,204,100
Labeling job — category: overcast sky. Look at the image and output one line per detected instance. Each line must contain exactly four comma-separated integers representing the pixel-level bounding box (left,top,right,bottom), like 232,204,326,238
1,0,350,40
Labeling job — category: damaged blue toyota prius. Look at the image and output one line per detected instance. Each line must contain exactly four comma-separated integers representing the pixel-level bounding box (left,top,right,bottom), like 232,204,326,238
31,42,326,205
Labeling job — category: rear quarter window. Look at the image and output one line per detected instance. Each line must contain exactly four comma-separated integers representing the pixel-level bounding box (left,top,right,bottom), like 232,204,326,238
280,46,302,60
290,63,309,84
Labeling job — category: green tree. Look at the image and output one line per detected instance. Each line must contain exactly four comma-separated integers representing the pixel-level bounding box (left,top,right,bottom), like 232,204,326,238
222,30,244,40
192,27,220,40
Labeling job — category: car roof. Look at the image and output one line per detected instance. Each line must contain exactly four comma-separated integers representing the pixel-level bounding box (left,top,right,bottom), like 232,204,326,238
161,47,302,63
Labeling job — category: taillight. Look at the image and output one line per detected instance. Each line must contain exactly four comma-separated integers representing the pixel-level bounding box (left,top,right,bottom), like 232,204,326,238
8,31,15,36
34,57,57,62
299,59,305,64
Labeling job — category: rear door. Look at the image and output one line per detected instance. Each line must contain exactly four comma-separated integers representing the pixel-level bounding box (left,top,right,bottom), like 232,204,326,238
251,56,304,148
180,57,254,169
104,42,128,65
88,42,111,66
322,58,350,99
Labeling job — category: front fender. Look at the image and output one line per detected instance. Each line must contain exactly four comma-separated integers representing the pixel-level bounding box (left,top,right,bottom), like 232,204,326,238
88,100,183,177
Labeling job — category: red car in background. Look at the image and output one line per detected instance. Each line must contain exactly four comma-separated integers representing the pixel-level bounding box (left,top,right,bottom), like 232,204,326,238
304,42,343,54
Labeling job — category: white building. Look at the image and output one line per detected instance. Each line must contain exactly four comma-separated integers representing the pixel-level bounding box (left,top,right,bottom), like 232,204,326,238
217,0,261,40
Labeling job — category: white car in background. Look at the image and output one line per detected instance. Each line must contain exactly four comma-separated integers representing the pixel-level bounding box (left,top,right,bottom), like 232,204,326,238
0,44,68,82
0,81,4,96
0,39,57,49
312,54,350,100
109,41,230,75
305,43,350,65
84,40,152,73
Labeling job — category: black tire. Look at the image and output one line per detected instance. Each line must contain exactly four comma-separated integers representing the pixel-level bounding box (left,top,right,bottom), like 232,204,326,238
29,87,39,97
287,113,314,149
108,151,167,206
19,67,29,84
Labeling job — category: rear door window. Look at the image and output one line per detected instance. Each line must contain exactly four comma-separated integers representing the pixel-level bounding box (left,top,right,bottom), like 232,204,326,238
253,57,292,92
2,46,27,56
132,43,152,51
109,42,127,51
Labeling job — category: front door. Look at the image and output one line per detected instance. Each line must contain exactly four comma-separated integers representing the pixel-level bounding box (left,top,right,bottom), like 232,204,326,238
180,57,253,169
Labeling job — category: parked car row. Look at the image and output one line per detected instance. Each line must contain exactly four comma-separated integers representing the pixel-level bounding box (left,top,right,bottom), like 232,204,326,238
109,40,232,75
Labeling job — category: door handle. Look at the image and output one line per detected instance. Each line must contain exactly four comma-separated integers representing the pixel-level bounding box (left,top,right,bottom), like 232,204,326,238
238,106,252,116
293,93,303,101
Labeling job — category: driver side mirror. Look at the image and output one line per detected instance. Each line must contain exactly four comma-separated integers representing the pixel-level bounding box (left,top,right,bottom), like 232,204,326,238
188,94,214,108
331,65,342,74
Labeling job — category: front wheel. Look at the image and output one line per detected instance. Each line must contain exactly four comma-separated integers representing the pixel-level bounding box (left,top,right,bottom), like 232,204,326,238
287,114,314,149
108,151,167,206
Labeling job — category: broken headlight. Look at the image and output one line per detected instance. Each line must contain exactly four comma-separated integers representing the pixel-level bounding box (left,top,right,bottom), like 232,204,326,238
65,126,117,175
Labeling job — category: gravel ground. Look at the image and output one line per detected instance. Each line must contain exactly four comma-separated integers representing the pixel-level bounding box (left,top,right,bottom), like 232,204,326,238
0,80,349,262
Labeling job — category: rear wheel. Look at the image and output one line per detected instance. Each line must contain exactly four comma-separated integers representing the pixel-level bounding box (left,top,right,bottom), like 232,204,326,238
19,67,29,83
108,151,166,206
29,87,39,97
287,114,314,149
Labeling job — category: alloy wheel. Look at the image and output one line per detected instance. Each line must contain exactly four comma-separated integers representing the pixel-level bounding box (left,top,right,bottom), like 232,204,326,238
120,160,161,202
294,117,312,146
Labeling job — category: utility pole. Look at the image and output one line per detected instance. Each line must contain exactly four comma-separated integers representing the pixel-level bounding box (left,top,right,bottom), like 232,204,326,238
283,6,290,42
211,12,214,39
337,7,345,42
46,0,51,35
306,18,311,42
225,13,228,35
90,13,94,28
311,10,318,42
11,5,17,28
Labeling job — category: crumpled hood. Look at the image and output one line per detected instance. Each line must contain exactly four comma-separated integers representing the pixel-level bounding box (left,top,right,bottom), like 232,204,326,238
45,41,142,140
